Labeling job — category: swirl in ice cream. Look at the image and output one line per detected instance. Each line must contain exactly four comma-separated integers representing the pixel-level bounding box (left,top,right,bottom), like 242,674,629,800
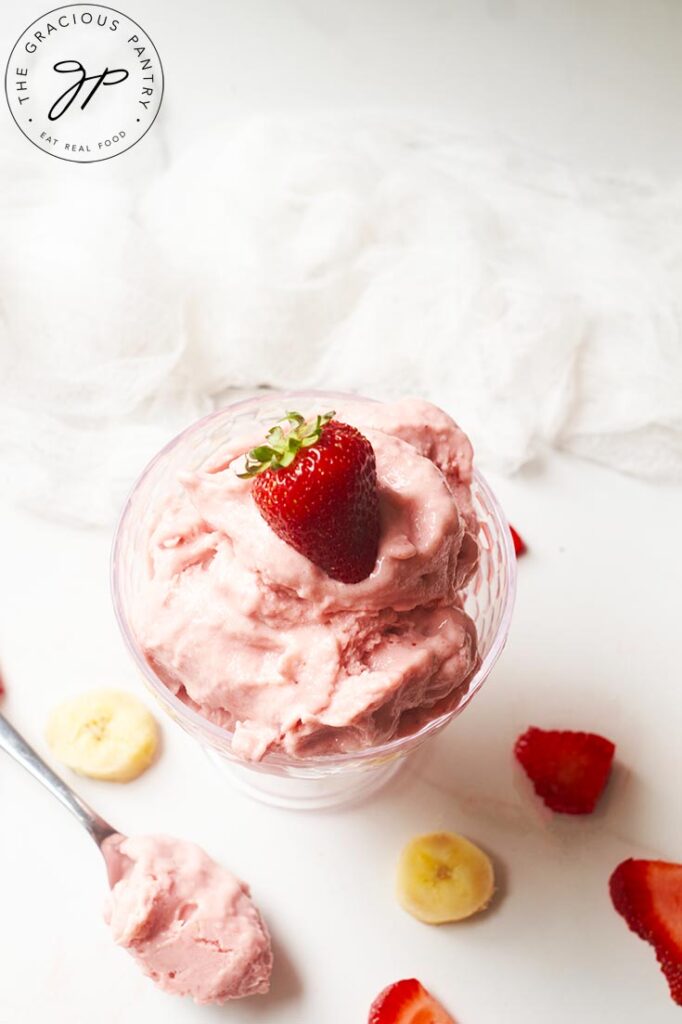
131,398,480,760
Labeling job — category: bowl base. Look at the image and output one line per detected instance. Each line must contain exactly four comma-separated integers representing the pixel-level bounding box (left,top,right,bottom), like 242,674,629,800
204,750,405,810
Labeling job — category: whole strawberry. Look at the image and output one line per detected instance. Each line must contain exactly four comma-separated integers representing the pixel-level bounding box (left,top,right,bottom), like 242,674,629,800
239,411,380,584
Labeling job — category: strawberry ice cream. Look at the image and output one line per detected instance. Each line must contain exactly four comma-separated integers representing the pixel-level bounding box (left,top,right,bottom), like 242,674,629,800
103,835,272,1003
130,397,480,760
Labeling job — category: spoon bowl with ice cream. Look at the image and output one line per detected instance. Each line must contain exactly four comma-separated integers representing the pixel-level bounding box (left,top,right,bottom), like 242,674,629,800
0,712,273,1004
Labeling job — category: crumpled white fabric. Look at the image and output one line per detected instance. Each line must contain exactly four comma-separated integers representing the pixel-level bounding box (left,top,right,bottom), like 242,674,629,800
1,114,681,525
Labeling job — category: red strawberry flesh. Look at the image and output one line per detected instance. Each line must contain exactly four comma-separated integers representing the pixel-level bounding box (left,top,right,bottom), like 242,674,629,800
610,859,682,1005
510,524,527,557
514,726,615,814
246,414,380,584
369,979,455,1024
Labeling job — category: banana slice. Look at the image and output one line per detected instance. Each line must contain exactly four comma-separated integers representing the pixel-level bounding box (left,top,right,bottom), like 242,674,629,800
46,690,159,782
396,831,494,924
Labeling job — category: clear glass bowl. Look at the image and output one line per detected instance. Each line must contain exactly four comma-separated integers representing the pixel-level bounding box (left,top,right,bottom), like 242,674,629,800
111,391,516,809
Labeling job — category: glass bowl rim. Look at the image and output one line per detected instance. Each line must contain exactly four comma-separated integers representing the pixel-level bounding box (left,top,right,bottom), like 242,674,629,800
110,389,517,768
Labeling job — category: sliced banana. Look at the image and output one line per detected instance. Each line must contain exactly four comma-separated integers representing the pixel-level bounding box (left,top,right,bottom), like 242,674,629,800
396,831,494,924
46,690,159,782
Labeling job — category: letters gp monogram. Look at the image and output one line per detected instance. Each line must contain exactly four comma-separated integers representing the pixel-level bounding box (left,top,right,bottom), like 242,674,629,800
4,4,164,163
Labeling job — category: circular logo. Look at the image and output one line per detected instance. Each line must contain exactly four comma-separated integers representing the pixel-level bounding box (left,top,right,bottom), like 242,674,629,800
4,4,163,163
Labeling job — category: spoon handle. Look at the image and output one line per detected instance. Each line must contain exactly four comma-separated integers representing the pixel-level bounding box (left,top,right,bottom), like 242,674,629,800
0,712,116,846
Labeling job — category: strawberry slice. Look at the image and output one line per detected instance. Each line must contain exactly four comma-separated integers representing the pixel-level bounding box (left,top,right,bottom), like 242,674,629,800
514,727,615,814
610,859,682,1005
239,411,380,584
369,979,456,1024
509,524,527,557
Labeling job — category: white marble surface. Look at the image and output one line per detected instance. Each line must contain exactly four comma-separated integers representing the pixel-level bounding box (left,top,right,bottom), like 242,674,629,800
1,452,682,1023
2,1,682,1021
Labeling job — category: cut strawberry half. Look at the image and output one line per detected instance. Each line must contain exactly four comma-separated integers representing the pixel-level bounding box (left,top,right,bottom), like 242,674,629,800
369,979,456,1024
514,726,615,814
509,524,527,557
610,859,682,1005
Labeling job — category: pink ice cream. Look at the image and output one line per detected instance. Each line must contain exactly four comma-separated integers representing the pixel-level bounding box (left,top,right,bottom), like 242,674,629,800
132,398,480,760
103,835,272,1003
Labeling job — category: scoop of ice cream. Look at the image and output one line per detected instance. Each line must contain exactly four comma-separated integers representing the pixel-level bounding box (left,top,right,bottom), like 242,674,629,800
131,397,480,760
336,396,478,536
103,835,272,1004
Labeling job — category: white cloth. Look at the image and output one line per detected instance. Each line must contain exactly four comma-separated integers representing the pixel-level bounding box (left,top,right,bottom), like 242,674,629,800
2,115,681,524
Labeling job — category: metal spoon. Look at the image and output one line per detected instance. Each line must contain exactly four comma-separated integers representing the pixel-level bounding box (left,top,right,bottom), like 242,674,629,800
0,711,126,884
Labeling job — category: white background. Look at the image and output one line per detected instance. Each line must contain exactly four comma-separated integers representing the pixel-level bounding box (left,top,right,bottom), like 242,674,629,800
1,2,682,1022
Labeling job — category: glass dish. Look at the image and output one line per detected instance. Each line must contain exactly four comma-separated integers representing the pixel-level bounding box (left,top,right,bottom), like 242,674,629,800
111,391,516,809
